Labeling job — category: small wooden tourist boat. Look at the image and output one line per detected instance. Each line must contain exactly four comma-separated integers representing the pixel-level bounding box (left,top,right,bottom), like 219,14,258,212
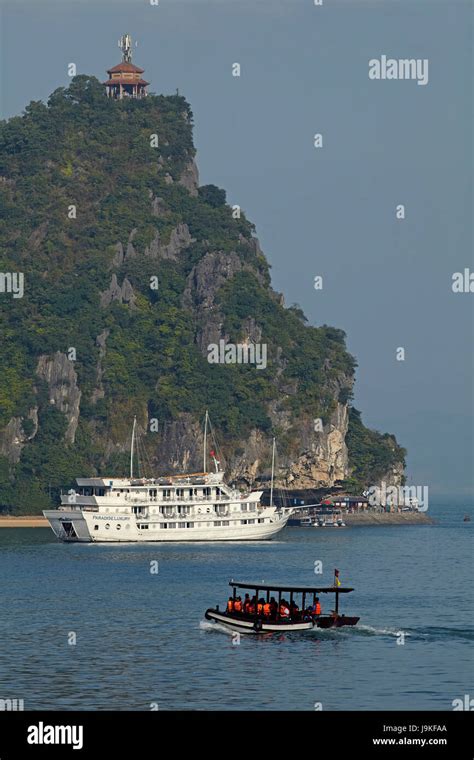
205,573,360,635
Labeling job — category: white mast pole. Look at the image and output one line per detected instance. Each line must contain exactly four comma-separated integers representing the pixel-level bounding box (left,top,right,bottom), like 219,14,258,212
130,416,136,479
270,437,275,507
203,410,208,473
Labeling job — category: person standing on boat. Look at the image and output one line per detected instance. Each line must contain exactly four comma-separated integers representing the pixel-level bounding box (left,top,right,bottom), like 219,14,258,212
312,597,322,616
263,600,271,617
269,597,278,619
226,597,234,613
234,597,242,613
279,599,290,618
243,594,251,613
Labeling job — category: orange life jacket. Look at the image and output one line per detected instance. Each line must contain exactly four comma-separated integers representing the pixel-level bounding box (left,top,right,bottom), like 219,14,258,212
314,602,321,615
263,603,271,616
226,600,234,613
257,603,264,615
234,600,242,612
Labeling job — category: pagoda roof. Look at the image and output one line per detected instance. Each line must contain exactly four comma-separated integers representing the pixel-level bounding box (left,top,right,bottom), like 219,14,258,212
103,78,149,86
107,62,145,74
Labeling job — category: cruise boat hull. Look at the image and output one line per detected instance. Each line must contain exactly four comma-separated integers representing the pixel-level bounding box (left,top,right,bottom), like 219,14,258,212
43,507,290,543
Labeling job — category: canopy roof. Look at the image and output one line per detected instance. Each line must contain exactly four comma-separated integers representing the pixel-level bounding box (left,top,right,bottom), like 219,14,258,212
107,62,145,74
229,580,354,594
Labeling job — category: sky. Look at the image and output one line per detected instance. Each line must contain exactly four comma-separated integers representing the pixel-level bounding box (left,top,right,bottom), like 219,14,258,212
0,0,472,497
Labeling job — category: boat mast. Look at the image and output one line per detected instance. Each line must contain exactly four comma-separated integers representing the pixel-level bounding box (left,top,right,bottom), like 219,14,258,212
203,410,208,473
270,437,275,507
130,415,137,479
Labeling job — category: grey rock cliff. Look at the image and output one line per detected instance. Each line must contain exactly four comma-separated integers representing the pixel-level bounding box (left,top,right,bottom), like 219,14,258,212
36,352,81,443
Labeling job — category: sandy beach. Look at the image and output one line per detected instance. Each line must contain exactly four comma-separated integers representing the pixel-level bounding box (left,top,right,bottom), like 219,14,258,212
0,516,49,528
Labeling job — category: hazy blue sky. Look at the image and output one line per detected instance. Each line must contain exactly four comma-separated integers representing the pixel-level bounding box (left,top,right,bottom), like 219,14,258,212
1,0,472,496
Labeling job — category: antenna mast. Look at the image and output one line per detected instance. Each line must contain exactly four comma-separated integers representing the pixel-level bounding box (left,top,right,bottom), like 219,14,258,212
119,33,133,63
270,437,276,507
203,410,208,473
130,416,137,479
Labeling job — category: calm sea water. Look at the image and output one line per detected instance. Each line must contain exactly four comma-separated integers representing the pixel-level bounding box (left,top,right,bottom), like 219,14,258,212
0,502,472,711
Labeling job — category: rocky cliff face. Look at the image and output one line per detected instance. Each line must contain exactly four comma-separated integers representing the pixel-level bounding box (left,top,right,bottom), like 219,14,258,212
36,353,81,444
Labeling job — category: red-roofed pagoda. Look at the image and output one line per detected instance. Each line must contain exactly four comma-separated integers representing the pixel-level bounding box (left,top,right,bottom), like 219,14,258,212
103,34,149,100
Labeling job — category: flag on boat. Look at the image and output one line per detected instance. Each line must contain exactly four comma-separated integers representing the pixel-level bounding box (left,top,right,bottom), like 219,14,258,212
334,569,341,587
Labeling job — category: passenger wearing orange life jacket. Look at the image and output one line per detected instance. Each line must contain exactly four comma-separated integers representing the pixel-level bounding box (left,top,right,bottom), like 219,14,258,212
257,598,265,616
233,597,243,613
313,597,322,616
226,597,234,613
263,601,271,617
243,594,251,614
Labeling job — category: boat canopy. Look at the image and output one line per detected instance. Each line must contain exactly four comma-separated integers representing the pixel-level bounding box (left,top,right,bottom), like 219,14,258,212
229,580,354,594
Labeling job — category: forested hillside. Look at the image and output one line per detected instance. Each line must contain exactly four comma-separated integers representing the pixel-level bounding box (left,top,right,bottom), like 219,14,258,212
0,76,405,512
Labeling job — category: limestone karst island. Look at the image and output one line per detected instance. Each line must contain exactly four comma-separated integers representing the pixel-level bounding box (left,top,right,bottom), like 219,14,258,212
0,34,426,531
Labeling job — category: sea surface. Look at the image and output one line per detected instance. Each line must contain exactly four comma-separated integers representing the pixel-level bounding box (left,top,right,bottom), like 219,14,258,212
0,501,472,711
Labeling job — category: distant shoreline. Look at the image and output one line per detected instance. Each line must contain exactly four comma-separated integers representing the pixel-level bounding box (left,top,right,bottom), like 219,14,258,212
343,512,433,526
0,516,49,527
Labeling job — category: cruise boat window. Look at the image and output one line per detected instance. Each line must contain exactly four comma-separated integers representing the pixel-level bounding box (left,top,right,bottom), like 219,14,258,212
178,522,186,528
222,521,229,526
186,522,194,528
94,525,99,531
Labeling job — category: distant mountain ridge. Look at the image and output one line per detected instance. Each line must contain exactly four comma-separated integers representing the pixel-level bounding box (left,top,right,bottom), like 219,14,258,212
0,76,405,513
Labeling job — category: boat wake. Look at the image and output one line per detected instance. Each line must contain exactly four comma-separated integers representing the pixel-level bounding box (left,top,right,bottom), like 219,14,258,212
343,623,474,642
199,620,235,636
351,624,409,638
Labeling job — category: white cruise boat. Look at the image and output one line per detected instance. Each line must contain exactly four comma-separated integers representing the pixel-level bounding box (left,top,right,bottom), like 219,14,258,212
43,416,291,543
